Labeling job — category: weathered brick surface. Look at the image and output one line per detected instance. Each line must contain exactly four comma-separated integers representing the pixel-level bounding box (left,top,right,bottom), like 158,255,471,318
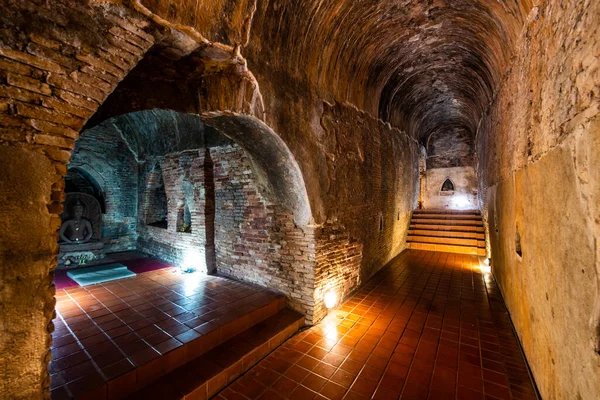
68,127,138,254
0,1,156,397
210,144,319,321
318,102,420,283
137,150,215,273
476,2,600,399
313,221,363,322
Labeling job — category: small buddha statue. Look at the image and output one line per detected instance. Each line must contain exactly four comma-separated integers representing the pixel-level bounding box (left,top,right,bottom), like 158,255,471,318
59,200,93,244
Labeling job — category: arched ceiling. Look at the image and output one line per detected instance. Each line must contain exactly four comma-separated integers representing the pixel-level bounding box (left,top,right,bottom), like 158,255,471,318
113,0,535,167
244,0,533,167
84,110,230,161
83,110,312,225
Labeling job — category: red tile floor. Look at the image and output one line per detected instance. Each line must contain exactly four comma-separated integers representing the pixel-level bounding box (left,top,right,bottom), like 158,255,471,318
50,262,284,398
216,250,538,400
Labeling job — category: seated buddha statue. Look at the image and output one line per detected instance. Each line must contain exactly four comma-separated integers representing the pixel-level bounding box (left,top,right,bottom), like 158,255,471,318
59,201,93,244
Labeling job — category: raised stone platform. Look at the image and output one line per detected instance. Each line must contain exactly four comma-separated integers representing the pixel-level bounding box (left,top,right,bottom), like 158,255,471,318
50,263,302,399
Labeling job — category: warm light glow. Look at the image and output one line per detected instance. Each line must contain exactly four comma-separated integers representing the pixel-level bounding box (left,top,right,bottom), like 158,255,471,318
181,249,203,273
183,270,204,296
324,320,338,343
479,258,491,274
451,194,472,210
324,290,337,309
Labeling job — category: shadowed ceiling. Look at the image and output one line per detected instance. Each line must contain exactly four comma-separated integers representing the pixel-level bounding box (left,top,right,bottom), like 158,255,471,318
133,0,534,167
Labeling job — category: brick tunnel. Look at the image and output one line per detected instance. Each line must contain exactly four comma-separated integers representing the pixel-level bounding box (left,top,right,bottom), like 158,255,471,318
0,1,598,399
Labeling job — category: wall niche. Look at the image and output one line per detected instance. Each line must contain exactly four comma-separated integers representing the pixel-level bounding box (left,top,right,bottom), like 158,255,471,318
144,164,168,229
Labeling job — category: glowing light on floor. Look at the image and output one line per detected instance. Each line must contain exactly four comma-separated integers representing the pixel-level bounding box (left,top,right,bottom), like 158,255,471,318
181,249,203,273
183,270,204,296
479,258,491,273
324,290,337,309
323,319,338,343
181,249,206,296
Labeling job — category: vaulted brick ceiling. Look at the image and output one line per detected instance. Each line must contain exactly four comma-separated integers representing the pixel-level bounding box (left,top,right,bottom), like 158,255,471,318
247,0,531,167
138,0,533,167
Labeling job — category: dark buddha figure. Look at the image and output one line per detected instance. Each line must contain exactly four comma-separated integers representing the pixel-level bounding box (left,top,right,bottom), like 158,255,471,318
59,201,93,244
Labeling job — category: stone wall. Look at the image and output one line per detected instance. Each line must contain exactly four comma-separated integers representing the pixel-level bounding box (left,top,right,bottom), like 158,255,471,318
137,150,215,273
422,166,478,210
317,102,419,283
210,144,319,321
313,221,363,322
476,1,600,398
69,127,138,252
0,1,155,397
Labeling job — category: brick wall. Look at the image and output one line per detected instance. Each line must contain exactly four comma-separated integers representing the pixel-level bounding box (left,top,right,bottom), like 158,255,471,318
137,149,215,273
211,144,319,321
69,127,138,252
313,221,363,322
319,102,420,283
475,2,600,398
0,1,155,397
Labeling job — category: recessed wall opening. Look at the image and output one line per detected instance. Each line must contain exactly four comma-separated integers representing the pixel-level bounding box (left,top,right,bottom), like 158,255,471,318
65,168,106,213
177,202,192,233
46,106,319,397
144,165,168,229
441,178,455,192
515,224,523,258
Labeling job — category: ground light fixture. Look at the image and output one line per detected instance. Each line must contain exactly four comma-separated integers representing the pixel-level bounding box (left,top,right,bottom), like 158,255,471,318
181,249,204,274
324,290,337,309
480,257,491,273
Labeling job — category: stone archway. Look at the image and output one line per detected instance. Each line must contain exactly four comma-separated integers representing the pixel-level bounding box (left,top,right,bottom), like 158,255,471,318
0,0,273,393
0,3,159,396
76,109,315,318
201,111,311,227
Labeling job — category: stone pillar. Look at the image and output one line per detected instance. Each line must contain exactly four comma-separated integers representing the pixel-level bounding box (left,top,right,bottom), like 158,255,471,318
0,147,59,398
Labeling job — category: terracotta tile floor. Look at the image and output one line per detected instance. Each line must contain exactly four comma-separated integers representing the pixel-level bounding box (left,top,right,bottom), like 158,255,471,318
50,264,283,398
217,250,538,400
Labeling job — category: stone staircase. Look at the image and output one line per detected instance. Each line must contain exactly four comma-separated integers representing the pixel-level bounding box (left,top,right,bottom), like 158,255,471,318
406,209,486,255
130,309,304,400
53,277,304,400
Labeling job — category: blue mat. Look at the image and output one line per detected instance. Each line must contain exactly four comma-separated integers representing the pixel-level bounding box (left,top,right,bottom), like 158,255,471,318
67,263,136,286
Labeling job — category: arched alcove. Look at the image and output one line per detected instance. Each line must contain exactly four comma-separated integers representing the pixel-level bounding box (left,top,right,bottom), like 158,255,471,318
441,178,455,192
143,163,168,229
65,168,106,213
83,109,315,319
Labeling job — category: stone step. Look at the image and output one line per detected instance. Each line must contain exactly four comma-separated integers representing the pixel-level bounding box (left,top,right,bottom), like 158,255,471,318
407,234,485,248
406,242,486,256
410,223,485,233
412,218,483,226
411,213,483,220
413,209,480,215
53,289,286,399
130,309,304,400
408,229,485,240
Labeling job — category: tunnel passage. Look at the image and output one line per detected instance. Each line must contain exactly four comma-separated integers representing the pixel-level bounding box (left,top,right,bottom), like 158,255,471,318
244,0,531,169
1,1,598,399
